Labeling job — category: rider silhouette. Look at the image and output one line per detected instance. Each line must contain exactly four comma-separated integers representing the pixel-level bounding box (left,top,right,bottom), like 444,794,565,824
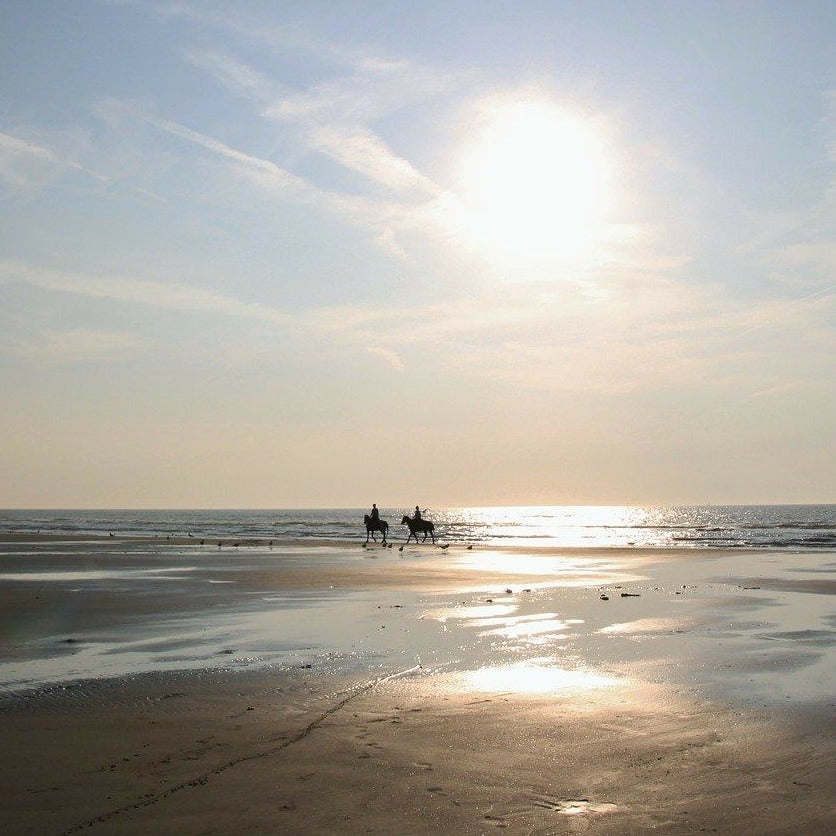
370,504,379,523
414,505,421,521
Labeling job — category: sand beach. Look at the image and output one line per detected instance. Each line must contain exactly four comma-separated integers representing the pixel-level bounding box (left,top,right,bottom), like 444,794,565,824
1,534,834,834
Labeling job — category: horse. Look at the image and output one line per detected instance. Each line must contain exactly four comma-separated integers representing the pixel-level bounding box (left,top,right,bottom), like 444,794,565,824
364,515,388,543
401,514,435,544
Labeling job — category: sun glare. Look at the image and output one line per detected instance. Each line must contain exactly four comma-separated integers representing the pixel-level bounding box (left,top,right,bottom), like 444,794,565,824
455,99,612,263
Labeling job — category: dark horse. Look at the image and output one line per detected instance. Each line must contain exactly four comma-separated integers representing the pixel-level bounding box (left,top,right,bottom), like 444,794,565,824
364,515,388,543
401,514,435,544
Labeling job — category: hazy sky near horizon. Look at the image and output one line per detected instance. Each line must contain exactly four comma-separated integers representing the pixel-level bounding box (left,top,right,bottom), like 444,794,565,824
1,0,834,508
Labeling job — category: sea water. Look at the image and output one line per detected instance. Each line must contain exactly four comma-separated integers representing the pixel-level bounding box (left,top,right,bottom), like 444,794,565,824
1,504,833,549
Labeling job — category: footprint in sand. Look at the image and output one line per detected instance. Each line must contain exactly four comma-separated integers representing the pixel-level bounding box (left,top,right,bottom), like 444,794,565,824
483,813,508,828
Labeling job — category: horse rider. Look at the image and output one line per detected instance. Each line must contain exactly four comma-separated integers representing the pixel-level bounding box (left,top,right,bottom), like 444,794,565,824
370,504,380,524
414,505,422,522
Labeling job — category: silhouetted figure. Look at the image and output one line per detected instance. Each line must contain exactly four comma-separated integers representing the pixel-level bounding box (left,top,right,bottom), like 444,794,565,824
402,513,435,544
414,506,422,521
364,505,388,544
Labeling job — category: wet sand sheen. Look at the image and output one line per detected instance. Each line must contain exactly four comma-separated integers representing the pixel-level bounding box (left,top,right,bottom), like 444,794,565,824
1,667,833,835
1,536,834,833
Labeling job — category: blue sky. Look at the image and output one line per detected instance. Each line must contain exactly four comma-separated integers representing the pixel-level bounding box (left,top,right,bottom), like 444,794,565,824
1,0,833,507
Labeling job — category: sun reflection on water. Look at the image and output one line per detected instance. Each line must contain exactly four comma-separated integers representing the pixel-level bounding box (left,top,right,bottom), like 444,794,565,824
464,659,619,694
478,615,579,640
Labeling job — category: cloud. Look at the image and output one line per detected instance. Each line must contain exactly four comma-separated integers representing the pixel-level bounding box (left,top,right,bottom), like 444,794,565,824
0,261,292,325
0,131,56,163
299,264,835,397
306,124,441,196
108,101,423,246
366,346,404,371
0,130,110,197
148,1,415,76
146,114,309,194
180,35,452,229
184,69,447,219
185,49,281,103
0,131,59,192
9,327,143,365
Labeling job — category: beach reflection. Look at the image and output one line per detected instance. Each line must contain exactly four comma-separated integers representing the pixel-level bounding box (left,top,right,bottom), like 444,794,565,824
598,617,689,636
453,549,643,587
427,603,580,642
431,604,517,622
463,659,619,694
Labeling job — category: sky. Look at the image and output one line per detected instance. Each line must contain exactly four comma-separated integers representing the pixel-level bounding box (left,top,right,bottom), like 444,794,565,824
0,0,834,509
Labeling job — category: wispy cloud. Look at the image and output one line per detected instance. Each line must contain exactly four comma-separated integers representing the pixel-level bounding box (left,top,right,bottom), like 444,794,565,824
146,114,308,193
182,53,450,204
0,130,110,195
0,261,292,325
9,327,143,365
112,100,448,257
366,346,404,371
0,131,60,193
185,48,282,103
305,124,442,196
181,33,451,225
147,0,415,75
0,131,56,164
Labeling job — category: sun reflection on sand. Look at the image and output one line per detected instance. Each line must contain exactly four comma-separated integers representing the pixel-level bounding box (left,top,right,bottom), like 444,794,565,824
479,615,580,640
463,659,620,694
429,604,517,622
453,550,644,587
598,617,689,635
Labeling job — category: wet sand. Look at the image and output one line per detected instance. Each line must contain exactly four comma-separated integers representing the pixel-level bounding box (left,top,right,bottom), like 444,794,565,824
1,537,834,833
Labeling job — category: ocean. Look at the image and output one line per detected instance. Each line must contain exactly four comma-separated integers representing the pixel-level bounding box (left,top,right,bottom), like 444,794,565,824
1,505,834,549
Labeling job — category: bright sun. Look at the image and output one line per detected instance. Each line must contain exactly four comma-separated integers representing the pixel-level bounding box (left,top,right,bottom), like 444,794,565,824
456,100,612,262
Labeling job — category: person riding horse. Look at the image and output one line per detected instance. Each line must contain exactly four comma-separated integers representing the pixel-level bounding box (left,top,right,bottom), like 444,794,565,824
364,504,387,543
401,510,435,543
